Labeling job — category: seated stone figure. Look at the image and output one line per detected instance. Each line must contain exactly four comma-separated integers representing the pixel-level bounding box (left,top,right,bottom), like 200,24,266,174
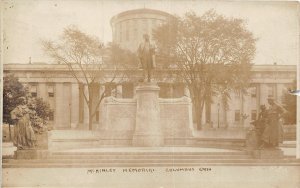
260,97,285,148
10,97,36,150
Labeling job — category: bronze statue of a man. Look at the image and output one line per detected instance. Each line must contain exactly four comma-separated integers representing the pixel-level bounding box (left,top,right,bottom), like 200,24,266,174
137,34,155,82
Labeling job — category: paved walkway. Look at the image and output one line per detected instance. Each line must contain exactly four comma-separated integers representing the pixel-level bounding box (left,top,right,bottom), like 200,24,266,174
61,147,239,153
193,129,246,139
56,146,297,157
2,142,297,156
3,166,300,188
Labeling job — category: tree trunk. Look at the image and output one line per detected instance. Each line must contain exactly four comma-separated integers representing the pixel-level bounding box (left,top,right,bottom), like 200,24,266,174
194,98,204,130
190,87,205,130
223,103,228,128
195,107,203,130
88,88,93,130
205,99,211,124
88,114,93,130
8,124,12,141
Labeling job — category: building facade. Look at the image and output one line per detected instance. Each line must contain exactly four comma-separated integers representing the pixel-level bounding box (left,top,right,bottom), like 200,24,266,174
3,63,296,130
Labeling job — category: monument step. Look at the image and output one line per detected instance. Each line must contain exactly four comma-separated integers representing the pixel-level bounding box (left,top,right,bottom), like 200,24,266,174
5,158,264,164
3,160,300,168
193,139,245,147
48,154,251,160
50,151,248,156
4,157,300,164
188,144,244,150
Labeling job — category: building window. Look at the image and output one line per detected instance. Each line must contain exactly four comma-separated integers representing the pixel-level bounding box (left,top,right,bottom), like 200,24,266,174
48,85,54,97
125,21,130,41
250,86,256,98
119,22,123,42
268,84,274,97
251,110,257,121
142,19,148,34
79,84,84,123
30,84,37,97
49,111,54,121
158,20,163,27
105,83,117,97
133,20,139,39
152,19,157,27
126,29,129,41
235,91,240,99
122,83,134,98
235,110,240,122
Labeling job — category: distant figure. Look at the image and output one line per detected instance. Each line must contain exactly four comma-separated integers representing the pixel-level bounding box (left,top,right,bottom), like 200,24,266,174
137,34,155,82
10,97,36,149
261,97,285,148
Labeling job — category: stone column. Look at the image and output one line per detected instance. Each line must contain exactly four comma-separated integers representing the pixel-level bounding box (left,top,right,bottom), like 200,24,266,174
83,84,89,128
38,83,47,100
240,92,244,127
276,84,284,103
260,84,268,105
54,83,64,128
243,94,250,127
274,83,278,101
256,84,261,119
71,83,79,129
132,82,163,147
99,85,106,129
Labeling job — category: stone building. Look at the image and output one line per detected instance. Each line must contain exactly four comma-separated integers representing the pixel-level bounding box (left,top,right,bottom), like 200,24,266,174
3,63,296,131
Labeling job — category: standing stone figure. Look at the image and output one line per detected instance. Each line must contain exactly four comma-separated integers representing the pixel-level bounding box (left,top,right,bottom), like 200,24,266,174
137,34,155,82
10,97,36,149
250,105,268,147
261,97,285,148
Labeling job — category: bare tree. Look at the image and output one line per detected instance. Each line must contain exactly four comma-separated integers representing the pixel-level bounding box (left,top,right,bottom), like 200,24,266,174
153,10,256,130
42,26,121,130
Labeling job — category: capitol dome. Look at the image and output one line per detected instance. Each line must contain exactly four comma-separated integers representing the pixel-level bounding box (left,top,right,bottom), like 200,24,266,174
110,8,173,52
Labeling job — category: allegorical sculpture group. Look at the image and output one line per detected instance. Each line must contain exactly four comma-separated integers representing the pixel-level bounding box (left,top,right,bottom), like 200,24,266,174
10,97,37,150
251,97,286,149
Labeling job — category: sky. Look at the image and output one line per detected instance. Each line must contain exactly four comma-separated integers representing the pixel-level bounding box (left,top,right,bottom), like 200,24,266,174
2,0,299,65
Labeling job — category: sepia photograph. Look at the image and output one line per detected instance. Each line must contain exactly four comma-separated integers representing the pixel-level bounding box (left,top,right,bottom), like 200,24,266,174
1,0,300,187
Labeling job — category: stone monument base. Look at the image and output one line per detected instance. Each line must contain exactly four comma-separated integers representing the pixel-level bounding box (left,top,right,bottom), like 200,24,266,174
132,82,163,147
132,134,164,147
14,149,49,160
252,148,284,159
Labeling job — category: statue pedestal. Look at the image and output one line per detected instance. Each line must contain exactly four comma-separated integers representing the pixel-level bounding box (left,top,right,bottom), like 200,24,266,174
252,148,284,159
36,131,49,150
245,129,259,152
132,82,163,147
14,149,49,159
14,131,49,159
